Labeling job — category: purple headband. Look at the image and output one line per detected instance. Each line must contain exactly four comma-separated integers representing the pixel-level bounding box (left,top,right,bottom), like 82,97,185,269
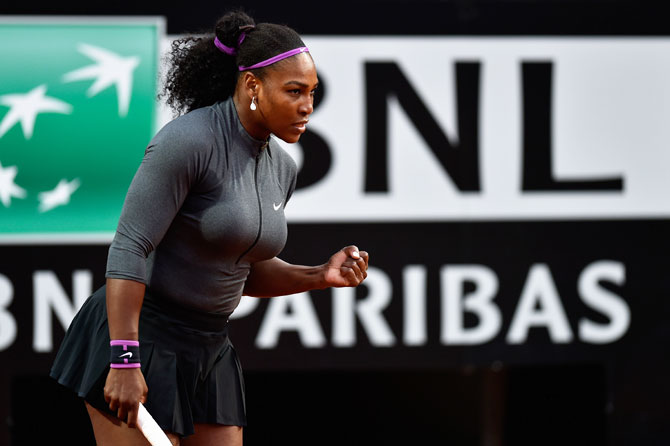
214,33,247,56
238,46,310,71
214,23,255,56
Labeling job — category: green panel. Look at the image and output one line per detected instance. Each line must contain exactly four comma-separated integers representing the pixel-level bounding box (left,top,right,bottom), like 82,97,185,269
0,18,163,241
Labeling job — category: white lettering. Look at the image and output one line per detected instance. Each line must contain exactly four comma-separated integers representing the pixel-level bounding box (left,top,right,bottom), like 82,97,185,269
507,264,573,344
256,292,326,348
578,261,629,344
441,265,501,345
332,267,395,347
229,296,260,320
33,270,92,352
0,274,17,351
403,265,427,346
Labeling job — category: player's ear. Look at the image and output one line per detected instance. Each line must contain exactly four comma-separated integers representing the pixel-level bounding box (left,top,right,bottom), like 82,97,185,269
241,72,260,101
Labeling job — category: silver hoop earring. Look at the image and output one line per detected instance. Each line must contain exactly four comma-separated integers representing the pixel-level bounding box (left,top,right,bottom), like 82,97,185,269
250,97,257,111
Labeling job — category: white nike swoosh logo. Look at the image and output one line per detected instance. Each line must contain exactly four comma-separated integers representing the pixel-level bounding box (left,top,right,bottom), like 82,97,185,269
119,352,133,358
273,201,283,211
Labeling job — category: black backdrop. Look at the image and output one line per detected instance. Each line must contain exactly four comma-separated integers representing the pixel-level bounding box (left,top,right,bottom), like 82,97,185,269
1,1,670,445
2,0,670,36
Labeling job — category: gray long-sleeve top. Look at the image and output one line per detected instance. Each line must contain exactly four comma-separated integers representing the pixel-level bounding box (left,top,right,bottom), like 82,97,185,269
105,97,298,314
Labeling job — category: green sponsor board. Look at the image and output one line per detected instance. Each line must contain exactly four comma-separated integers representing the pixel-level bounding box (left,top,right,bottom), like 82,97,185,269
0,17,163,242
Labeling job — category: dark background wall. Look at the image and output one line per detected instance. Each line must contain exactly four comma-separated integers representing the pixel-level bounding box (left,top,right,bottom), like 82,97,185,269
3,0,669,36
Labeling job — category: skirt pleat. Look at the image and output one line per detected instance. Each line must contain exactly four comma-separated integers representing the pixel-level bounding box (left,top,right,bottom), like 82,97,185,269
50,285,246,437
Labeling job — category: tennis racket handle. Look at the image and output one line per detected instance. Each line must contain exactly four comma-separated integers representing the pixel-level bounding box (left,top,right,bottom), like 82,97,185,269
137,402,173,446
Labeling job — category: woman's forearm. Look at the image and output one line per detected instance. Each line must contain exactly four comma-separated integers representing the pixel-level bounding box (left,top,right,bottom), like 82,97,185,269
106,278,146,340
243,257,327,297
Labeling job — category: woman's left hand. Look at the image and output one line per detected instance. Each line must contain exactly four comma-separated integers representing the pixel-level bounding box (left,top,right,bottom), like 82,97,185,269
323,245,370,287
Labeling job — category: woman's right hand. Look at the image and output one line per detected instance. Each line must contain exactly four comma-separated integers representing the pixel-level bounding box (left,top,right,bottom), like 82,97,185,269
103,367,148,427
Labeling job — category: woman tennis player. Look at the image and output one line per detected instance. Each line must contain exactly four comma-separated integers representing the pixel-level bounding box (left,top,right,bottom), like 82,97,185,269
51,10,369,446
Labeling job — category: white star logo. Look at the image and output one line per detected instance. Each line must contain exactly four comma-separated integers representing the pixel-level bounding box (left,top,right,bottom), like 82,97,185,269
0,161,27,207
62,43,140,117
0,85,73,140
38,178,81,213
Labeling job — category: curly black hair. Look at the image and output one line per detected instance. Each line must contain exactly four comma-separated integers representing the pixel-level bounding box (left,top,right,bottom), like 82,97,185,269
160,10,307,116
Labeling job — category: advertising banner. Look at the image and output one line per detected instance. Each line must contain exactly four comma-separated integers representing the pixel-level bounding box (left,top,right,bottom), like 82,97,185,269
0,17,162,445
0,17,162,241
1,26,669,444
280,37,670,222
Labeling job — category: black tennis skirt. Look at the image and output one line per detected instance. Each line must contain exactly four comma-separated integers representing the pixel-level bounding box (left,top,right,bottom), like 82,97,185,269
50,285,246,437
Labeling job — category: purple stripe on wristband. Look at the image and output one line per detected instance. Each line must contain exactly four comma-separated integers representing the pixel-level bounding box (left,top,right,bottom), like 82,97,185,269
110,340,140,368
238,46,309,71
110,363,141,369
110,340,139,347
